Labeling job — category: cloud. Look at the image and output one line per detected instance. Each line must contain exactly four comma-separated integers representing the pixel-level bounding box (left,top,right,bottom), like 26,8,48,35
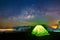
8,15,35,21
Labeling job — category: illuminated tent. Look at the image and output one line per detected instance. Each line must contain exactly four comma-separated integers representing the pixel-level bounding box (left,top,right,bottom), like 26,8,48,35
32,25,50,37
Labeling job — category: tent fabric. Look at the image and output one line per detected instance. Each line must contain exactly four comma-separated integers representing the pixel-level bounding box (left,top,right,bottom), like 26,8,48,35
32,25,50,37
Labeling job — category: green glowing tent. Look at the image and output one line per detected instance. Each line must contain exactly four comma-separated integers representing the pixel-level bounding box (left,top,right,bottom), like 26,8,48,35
32,25,50,37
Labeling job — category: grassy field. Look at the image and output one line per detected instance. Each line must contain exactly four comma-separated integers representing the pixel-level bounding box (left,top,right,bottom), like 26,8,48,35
0,32,60,40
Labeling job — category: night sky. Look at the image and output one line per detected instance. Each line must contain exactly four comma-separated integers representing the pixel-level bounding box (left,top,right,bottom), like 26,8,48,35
0,0,60,27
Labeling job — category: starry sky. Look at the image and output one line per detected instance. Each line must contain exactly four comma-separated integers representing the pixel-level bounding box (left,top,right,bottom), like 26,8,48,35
0,0,60,27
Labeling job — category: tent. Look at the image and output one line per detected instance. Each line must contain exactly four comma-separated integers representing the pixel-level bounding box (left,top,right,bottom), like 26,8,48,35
32,25,50,37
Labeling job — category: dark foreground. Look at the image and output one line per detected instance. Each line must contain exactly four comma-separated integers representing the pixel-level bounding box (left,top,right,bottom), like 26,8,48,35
0,32,60,40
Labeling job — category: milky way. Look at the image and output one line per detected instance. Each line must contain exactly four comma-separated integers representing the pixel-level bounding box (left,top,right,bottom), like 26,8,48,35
0,0,60,27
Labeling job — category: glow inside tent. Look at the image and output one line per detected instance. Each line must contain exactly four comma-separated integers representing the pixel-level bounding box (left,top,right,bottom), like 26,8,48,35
32,25,50,37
